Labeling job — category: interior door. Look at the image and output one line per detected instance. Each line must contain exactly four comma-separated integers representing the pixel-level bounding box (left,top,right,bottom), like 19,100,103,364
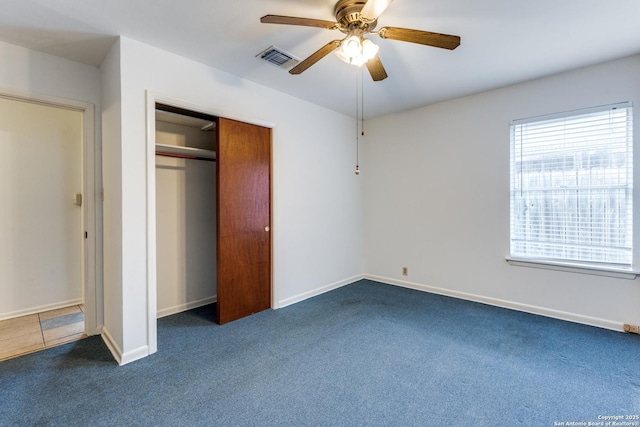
216,118,271,324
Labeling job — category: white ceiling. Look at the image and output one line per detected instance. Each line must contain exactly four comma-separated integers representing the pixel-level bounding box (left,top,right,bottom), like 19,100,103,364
1,0,639,118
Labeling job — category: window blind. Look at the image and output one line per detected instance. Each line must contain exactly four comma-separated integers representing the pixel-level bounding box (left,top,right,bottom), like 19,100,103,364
510,102,633,266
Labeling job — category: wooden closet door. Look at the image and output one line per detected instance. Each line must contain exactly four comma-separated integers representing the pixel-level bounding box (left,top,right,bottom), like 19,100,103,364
216,118,271,324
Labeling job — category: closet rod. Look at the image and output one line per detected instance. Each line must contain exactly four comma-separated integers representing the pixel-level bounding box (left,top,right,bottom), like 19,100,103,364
155,143,216,161
156,151,216,162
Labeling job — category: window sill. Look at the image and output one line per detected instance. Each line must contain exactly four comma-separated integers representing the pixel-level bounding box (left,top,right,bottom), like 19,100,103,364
505,257,639,280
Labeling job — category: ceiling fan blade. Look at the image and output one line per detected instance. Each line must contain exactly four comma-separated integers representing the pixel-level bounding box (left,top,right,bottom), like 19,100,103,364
360,0,394,21
366,55,388,81
378,27,460,50
290,40,342,75
260,15,338,30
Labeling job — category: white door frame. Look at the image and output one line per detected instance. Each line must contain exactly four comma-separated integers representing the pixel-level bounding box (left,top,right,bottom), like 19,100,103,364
0,88,101,335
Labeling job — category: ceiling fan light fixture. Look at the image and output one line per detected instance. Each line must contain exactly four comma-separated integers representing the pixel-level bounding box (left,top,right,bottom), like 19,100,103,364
350,55,367,67
335,44,366,66
361,38,379,61
335,36,378,66
335,48,352,64
342,35,362,57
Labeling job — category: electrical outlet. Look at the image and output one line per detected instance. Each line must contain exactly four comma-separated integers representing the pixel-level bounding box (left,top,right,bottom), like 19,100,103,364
623,324,639,334
402,267,408,276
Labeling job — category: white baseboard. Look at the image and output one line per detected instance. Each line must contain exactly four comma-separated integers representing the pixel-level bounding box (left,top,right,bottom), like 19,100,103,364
0,298,83,321
101,327,150,366
276,274,364,309
364,274,623,332
120,345,150,366
85,325,102,337
101,327,122,365
157,296,217,318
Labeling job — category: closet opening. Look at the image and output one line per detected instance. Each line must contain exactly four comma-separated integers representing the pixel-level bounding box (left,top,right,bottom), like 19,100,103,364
155,103,218,319
152,100,272,336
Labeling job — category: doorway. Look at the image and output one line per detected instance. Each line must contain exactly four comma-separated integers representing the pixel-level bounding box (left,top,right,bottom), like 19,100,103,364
0,94,95,357
151,102,272,331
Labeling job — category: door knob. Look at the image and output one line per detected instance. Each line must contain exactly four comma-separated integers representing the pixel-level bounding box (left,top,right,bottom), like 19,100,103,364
265,226,270,232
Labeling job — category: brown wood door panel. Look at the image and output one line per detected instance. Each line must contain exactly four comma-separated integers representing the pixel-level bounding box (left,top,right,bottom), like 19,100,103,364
216,118,271,324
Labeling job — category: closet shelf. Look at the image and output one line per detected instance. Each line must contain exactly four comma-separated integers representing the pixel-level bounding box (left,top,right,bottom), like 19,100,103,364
156,144,216,161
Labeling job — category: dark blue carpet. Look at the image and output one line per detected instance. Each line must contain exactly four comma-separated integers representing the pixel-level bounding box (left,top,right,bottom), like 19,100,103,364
1,279,639,426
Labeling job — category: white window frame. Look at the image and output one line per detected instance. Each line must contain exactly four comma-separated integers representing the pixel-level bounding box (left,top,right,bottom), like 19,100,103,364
507,102,638,279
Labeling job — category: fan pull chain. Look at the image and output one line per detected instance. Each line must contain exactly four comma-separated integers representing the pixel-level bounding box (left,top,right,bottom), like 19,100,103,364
355,66,360,175
361,66,364,137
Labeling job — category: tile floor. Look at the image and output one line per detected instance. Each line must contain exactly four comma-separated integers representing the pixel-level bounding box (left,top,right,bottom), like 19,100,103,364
0,305,85,361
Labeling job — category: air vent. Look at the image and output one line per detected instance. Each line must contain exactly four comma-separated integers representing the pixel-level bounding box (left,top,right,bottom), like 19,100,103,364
256,46,300,70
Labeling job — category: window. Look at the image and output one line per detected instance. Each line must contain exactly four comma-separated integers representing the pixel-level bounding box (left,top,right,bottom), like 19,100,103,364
510,102,633,268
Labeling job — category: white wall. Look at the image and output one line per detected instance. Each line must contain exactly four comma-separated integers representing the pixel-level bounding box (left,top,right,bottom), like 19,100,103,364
0,41,101,104
102,37,363,364
155,120,217,317
363,54,640,330
100,39,124,352
0,41,103,333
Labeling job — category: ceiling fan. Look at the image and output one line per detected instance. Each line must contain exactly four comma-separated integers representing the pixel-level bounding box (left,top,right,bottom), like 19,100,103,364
260,0,460,82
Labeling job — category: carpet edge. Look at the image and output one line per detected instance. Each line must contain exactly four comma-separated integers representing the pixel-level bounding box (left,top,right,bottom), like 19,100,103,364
275,274,364,309
365,274,624,332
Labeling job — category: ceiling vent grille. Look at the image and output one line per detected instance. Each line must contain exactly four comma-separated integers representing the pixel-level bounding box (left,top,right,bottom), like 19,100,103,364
256,46,300,70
